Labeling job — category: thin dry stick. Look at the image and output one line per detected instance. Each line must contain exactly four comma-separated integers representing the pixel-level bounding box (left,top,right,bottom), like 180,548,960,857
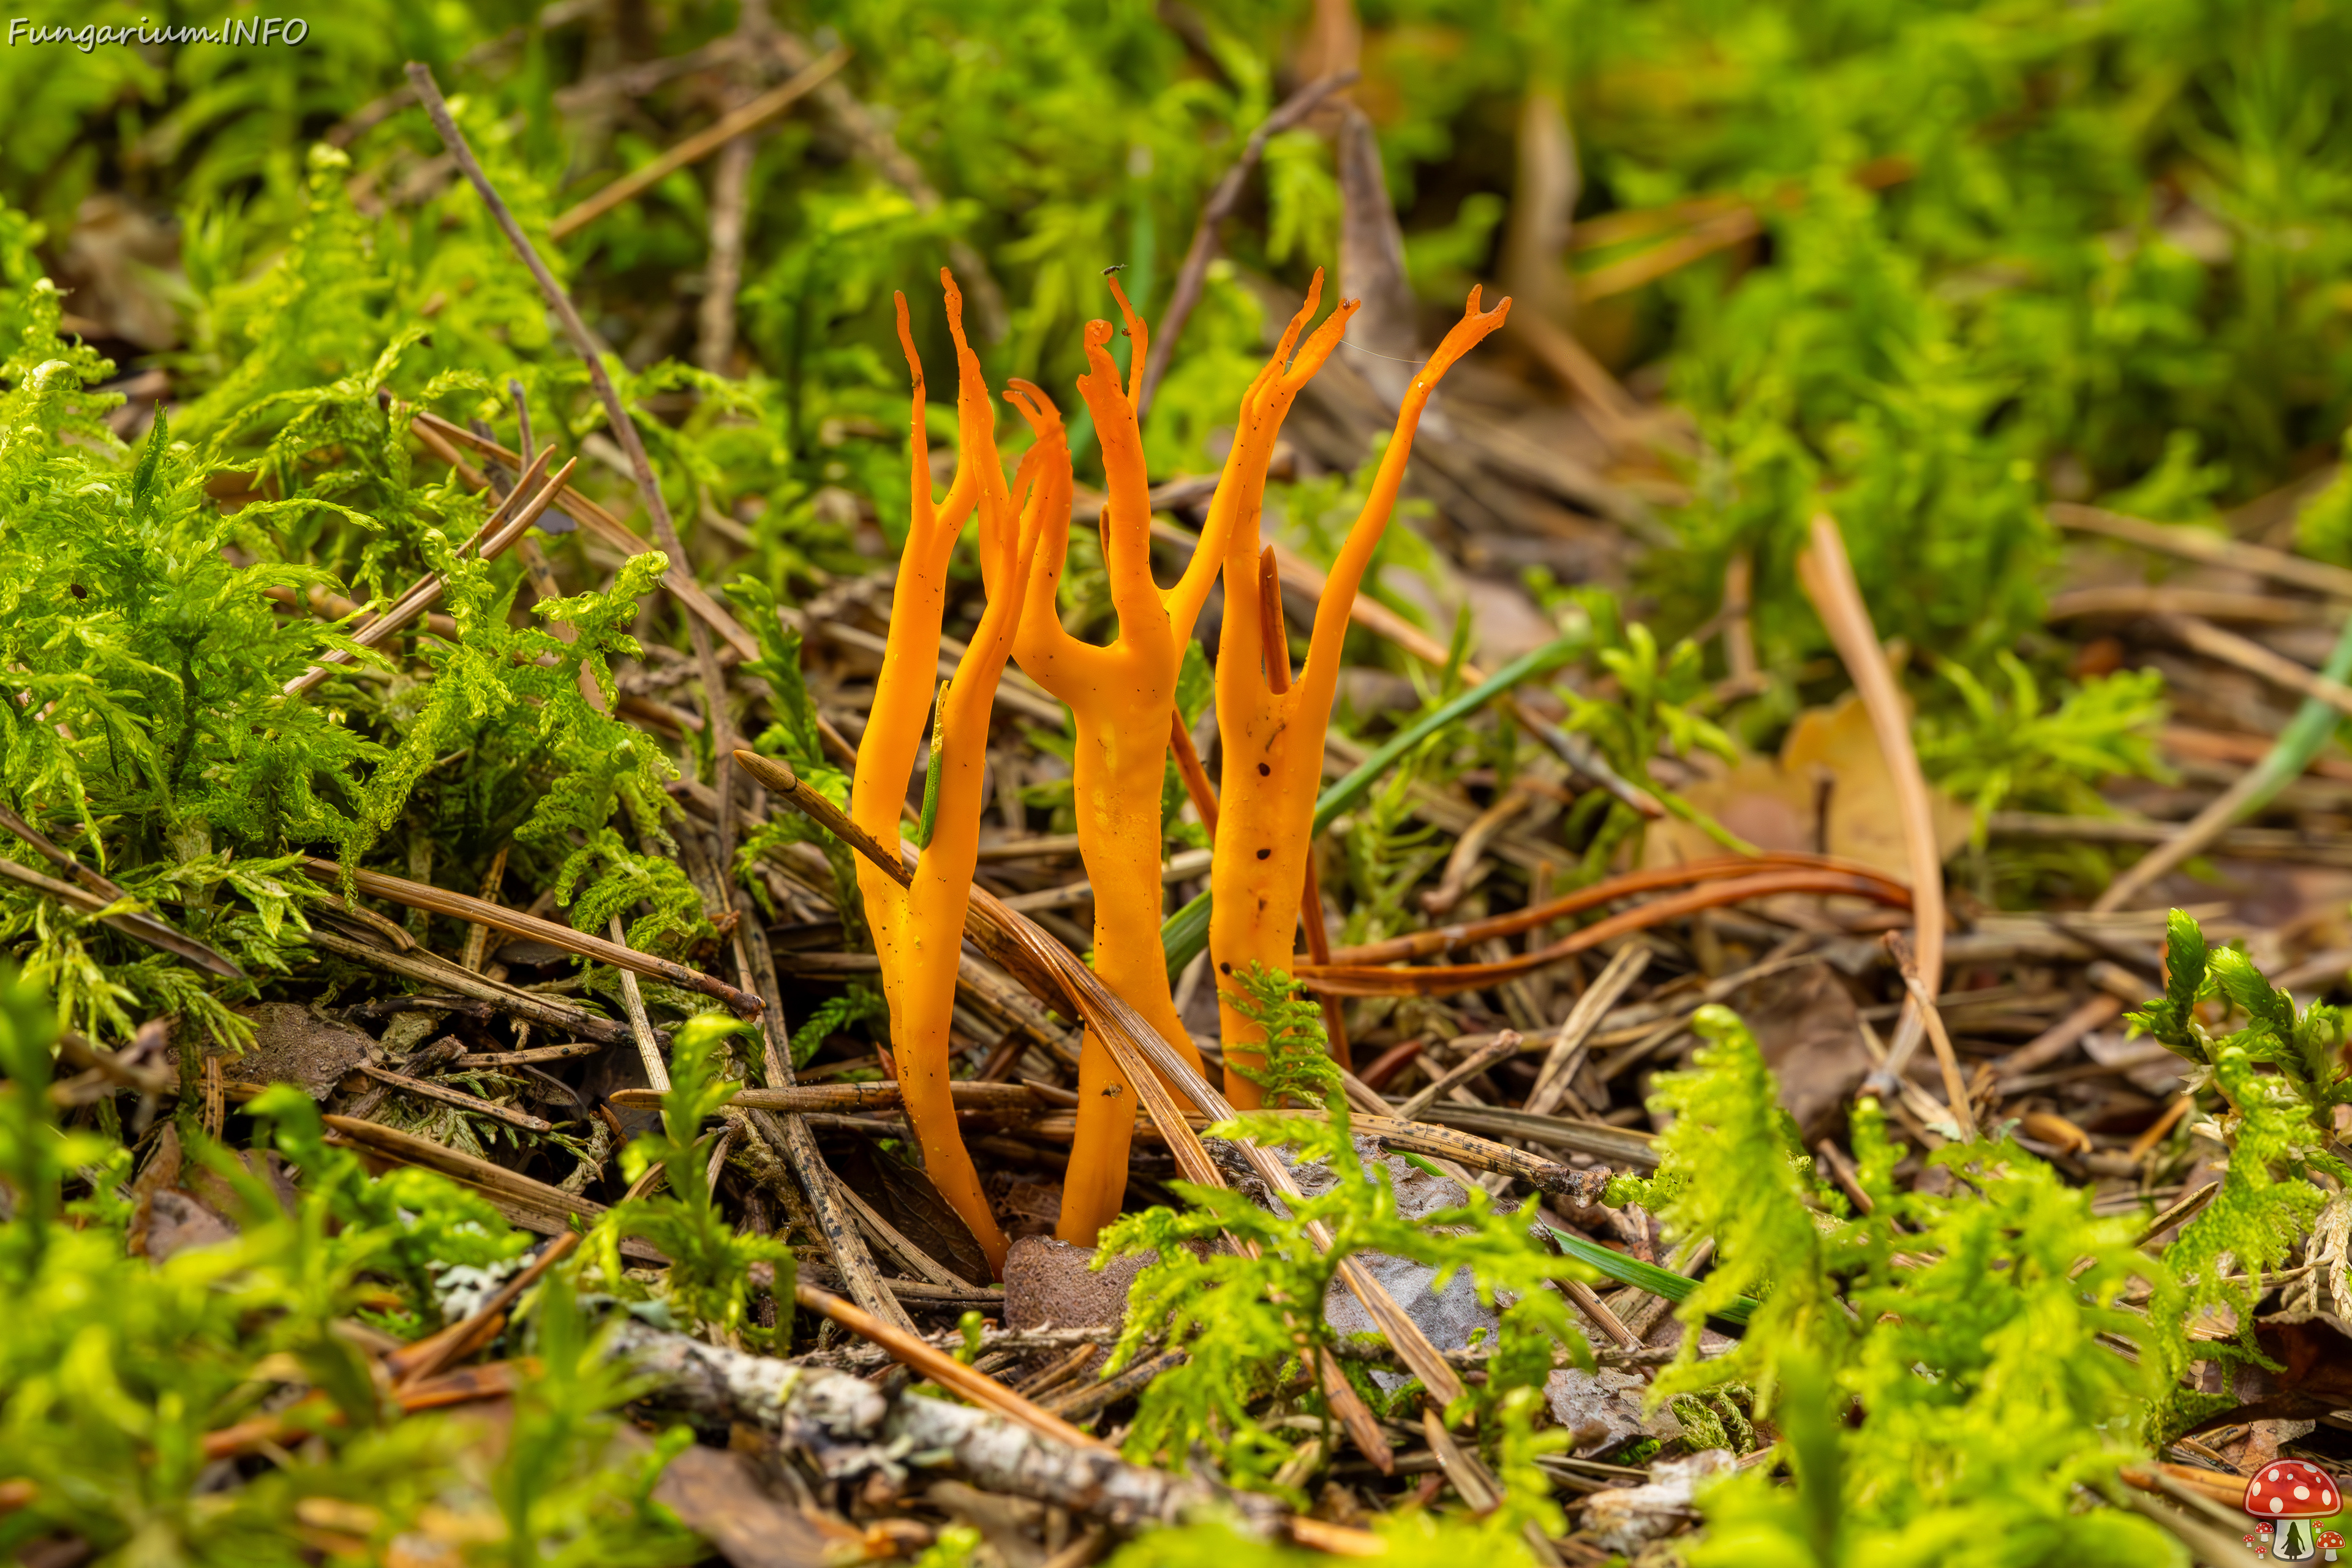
1136,69,1360,418
2157,612,2352,718
1578,205,1761,301
1561,1276,1642,1352
1795,512,1945,1087
2094,772,2271,914
1393,1030,1520,1122
1996,993,2122,1080
1721,551,1758,684
547,48,848,239
2133,1181,2220,1250
402,407,768,665
1883,932,1976,1142
1298,867,1905,997
407,61,742,892
793,1280,1108,1450
389,1231,581,1386
831,1174,978,1291
731,886,916,1332
356,1063,555,1133
2051,502,2352,601
732,750,913,884
1330,853,1897,965
0,811,243,979
459,844,510,972
609,1080,1036,1113
1525,943,1649,1118
2127,1094,2195,1162
698,132,753,372
282,453,571,699
608,916,670,1093
298,856,761,1017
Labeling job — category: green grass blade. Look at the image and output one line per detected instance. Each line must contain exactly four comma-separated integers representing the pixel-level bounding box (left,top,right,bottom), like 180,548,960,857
1546,1225,1757,1327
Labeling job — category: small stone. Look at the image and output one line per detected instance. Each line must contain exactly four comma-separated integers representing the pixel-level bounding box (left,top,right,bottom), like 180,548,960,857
1303,1140,1501,1387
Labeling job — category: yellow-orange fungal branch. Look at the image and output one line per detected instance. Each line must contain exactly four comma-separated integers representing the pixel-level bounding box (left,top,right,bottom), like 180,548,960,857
1006,273,1240,1245
1209,287,1510,1108
851,271,1047,1277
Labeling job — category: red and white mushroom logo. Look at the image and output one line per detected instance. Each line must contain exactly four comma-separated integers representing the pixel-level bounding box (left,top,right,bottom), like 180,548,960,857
2245,1461,2340,1561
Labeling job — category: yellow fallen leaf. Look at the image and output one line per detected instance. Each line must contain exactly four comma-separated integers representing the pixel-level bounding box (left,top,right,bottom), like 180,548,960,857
1645,694,1968,884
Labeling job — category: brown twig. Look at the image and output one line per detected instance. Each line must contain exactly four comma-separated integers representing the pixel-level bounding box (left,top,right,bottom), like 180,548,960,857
547,48,848,239
2051,501,2352,600
732,749,914,886
2047,586,2319,625
1882,932,1975,1142
1795,512,1945,1089
608,916,671,1093
1330,853,1890,965
1041,1349,1186,1422
2156,612,2352,718
1996,993,2123,1080
2133,1182,2220,1250
303,927,639,1047
459,844,510,972
406,61,742,894
1392,1030,1520,1122
0,809,243,979
608,1080,1036,1113
1136,69,1361,419
400,405,768,663
794,1280,1108,1448
282,451,570,699
355,1062,555,1133
298,856,761,1018
1525,943,1649,1118
389,1231,581,1386
459,1041,605,1067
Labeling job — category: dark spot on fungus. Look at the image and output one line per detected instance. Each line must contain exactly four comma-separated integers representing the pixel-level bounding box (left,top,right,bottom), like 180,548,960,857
1257,763,1270,775
1256,847,1272,859
1219,962,1232,974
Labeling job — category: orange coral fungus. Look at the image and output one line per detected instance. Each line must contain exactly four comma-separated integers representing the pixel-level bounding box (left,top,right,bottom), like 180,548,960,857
996,276,1227,1245
1210,288,1510,1109
850,272,1050,1277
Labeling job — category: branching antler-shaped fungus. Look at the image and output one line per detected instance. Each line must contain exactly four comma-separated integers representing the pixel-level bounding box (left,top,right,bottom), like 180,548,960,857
851,273,1050,1276
1210,288,1510,1108
997,277,1240,1245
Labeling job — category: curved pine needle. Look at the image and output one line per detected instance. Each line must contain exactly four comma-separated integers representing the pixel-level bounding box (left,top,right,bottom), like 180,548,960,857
1325,851,1907,967
1296,868,1910,998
